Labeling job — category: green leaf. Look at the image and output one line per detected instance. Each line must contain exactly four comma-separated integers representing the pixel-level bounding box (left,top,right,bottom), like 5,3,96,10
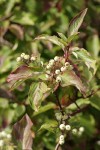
86,34,100,58
28,82,51,111
11,11,36,25
67,32,79,43
59,70,86,95
57,32,67,41
34,35,65,50
90,93,100,110
39,120,58,133
74,48,96,75
34,102,55,116
67,98,90,111
68,8,87,37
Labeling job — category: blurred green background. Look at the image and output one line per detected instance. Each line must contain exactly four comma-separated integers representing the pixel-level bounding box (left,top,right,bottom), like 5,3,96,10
0,0,100,150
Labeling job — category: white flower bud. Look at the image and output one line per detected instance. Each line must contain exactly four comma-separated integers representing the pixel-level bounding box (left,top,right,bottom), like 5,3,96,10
79,127,84,132
60,135,64,140
24,54,30,60
66,125,71,131
56,76,61,83
46,64,51,69
16,57,21,62
72,128,77,135
54,56,59,61
59,140,64,145
21,53,25,58
55,69,60,75
30,56,36,61
59,124,65,131
61,66,66,72
49,59,54,65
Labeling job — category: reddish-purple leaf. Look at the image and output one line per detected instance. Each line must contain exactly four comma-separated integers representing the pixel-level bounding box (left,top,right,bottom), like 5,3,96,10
9,24,24,40
12,114,33,149
7,65,33,90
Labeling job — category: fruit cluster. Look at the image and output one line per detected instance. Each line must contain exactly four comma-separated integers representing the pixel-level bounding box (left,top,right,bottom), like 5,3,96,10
59,123,85,145
16,53,36,62
45,56,71,82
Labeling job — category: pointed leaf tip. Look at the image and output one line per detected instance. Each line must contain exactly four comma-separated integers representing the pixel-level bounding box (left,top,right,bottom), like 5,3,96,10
68,8,88,37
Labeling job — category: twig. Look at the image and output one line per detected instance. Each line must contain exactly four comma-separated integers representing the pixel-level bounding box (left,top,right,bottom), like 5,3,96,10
55,91,64,116
64,105,89,121
55,143,60,150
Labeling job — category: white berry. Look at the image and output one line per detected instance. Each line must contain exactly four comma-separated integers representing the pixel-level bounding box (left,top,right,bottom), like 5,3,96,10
49,59,54,65
79,127,84,132
16,57,21,62
55,69,60,75
0,140,4,147
66,125,71,131
59,140,64,145
72,128,77,134
30,56,36,61
0,131,7,137
6,134,11,139
46,74,49,79
61,66,66,72
24,54,30,60
40,61,44,66
56,76,61,82
60,135,64,140
65,62,69,66
46,64,51,69
59,124,65,131
21,53,25,58
54,56,59,61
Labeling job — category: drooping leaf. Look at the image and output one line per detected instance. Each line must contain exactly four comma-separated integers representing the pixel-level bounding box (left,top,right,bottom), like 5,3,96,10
68,8,87,37
9,24,24,40
12,114,33,150
7,65,33,90
38,120,58,133
28,82,51,111
74,48,96,74
34,35,65,50
59,69,86,95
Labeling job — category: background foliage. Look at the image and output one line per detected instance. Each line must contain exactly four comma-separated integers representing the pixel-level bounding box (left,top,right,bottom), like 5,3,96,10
0,0,100,150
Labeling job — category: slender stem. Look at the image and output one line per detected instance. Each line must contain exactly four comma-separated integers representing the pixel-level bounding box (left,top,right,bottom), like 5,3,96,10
55,143,60,150
74,101,80,110
55,92,64,116
64,105,89,121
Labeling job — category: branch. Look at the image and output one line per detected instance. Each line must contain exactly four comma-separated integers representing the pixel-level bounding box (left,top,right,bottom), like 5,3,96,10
65,105,89,121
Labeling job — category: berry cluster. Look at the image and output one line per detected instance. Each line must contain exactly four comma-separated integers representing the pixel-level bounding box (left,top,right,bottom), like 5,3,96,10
16,53,36,62
0,131,11,147
45,56,70,82
59,123,85,145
